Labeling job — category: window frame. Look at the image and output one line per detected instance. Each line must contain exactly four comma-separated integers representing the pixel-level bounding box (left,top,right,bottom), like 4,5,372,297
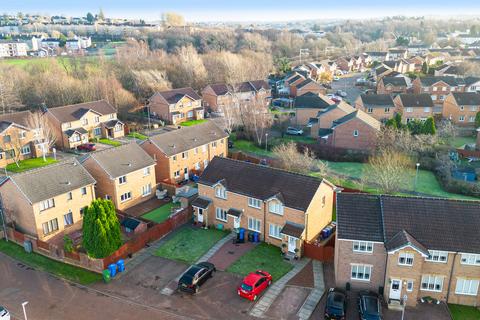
215,186,227,199
40,198,55,211
460,253,480,266
118,175,127,185
425,250,448,263
268,200,284,215
120,192,132,202
455,278,479,296
421,275,443,292
398,252,414,266
350,264,372,282
215,207,227,222
248,197,262,209
248,217,261,232
353,241,373,253
268,223,282,239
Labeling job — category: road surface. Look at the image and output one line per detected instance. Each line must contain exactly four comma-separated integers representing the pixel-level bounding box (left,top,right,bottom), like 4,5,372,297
330,72,366,105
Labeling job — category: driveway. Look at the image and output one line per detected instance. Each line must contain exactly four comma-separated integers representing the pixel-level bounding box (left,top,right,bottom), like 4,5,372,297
330,72,366,104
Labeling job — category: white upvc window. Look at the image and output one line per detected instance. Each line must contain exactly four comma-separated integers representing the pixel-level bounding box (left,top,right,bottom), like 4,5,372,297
421,275,443,292
353,241,373,253
82,118,88,125
141,184,152,197
423,107,431,113
431,95,437,101
441,86,447,92
470,106,478,111
248,197,262,209
459,115,465,122
18,131,26,139
212,141,217,148
460,253,480,266
269,223,282,239
455,278,479,296
406,107,413,113
269,201,284,215
120,192,132,202
398,252,414,266
182,151,188,159
40,198,55,211
248,217,261,232
215,186,227,199
425,250,448,263
42,218,59,235
469,116,475,123
384,107,390,113
119,175,127,184
81,187,87,195
367,108,373,113
20,145,31,155
353,130,359,137
143,167,150,176
174,170,180,178
63,211,74,226
407,280,414,292
351,264,371,281
215,207,227,222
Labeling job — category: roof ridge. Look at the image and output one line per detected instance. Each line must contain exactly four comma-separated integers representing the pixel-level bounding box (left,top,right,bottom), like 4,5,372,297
378,195,387,243
48,99,107,110
380,193,480,204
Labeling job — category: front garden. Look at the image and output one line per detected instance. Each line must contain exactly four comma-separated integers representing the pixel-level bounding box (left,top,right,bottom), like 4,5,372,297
6,157,58,173
154,227,229,264
449,304,480,320
180,119,208,127
98,138,122,147
226,243,293,281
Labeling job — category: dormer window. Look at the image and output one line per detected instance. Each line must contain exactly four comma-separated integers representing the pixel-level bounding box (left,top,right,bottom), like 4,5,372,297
269,200,284,215
398,252,414,266
215,186,227,199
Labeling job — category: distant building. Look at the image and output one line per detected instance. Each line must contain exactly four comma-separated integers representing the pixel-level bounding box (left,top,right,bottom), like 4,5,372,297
0,40,28,57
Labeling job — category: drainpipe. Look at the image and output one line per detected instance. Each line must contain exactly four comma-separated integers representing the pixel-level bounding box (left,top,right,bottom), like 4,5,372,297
383,252,389,302
446,252,458,304
263,200,267,242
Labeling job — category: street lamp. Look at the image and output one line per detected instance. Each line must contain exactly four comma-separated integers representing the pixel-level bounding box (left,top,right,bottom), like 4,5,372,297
414,163,420,193
265,133,269,152
22,301,29,320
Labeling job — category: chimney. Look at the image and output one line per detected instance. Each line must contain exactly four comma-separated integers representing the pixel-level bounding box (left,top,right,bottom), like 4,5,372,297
476,128,480,151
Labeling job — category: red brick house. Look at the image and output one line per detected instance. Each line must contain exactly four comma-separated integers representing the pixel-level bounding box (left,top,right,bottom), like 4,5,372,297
377,76,409,95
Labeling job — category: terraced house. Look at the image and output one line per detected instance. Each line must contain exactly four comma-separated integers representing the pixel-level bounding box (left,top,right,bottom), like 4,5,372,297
412,76,466,105
80,143,156,211
192,157,336,258
377,76,409,95
0,111,47,168
393,94,435,123
335,193,480,308
47,100,124,149
443,92,480,127
0,160,96,241
355,94,395,122
141,120,228,185
147,87,203,125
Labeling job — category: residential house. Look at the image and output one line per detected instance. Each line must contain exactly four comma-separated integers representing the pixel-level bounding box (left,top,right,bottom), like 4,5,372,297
47,100,124,149
386,49,408,61
80,143,156,210
294,93,335,126
201,80,270,112
286,73,308,97
310,103,356,139
465,77,480,93
0,40,28,57
425,52,450,66
295,79,327,97
336,57,356,72
393,94,435,123
140,120,228,185
0,160,96,241
409,56,426,72
412,76,466,105
148,87,204,125
443,93,480,126
192,156,336,257
377,77,409,95
355,94,396,122
364,52,388,63
335,193,480,307
319,110,381,151
434,65,462,77
406,44,429,56
0,111,48,168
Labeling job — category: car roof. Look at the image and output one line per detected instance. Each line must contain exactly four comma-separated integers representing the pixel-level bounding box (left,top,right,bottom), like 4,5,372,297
327,290,346,309
185,265,203,276
362,295,380,314
243,272,263,285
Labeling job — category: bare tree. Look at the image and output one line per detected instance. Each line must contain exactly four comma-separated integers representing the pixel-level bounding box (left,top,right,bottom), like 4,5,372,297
362,149,413,194
239,96,273,146
273,142,329,175
26,110,57,160
0,66,23,114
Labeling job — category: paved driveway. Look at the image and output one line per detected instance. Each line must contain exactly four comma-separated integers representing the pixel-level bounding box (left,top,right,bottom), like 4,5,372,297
331,72,366,104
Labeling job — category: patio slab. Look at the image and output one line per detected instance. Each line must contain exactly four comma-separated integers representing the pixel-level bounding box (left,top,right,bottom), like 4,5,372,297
207,240,258,271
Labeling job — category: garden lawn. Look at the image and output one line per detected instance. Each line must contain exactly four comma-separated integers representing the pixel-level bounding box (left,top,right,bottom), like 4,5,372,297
0,240,101,285
449,304,480,320
180,119,208,126
271,135,316,145
452,136,476,148
231,140,273,157
127,132,148,140
154,227,228,264
141,202,180,223
226,243,293,281
6,157,58,173
98,138,122,147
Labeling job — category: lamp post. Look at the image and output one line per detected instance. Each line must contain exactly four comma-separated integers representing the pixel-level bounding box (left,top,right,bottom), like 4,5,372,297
414,163,420,193
401,294,407,320
265,133,269,152
22,301,29,320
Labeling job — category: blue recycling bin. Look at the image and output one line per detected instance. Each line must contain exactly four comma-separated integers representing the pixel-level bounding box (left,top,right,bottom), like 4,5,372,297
238,228,245,242
116,259,125,273
253,232,259,243
108,263,117,278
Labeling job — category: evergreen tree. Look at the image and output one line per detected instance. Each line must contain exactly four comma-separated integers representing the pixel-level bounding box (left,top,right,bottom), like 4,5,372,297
86,12,95,24
386,113,404,129
421,62,429,74
422,117,436,135
82,199,122,258
407,119,423,135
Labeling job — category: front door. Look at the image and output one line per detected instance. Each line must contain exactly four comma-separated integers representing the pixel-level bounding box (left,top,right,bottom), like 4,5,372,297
184,167,189,180
390,279,402,300
234,216,241,229
288,236,297,253
197,208,204,223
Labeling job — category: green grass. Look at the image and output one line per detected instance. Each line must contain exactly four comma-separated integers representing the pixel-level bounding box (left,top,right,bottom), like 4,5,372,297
141,202,180,223
98,138,122,147
226,243,293,281
0,240,101,285
231,140,273,157
271,135,317,145
180,119,208,127
154,227,228,264
449,304,480,320
5,157,58,173
452,136,476,148
127,132,148,140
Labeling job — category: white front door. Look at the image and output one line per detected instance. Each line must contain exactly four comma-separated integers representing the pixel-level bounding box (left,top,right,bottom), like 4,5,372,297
184,168,189,180
288,236,297,253
233,216,240,229
390,279,402,300
197,208,204,223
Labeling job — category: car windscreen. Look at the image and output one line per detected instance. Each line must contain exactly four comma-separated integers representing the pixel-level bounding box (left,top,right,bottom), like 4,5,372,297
326,293,345,313
364,296,380,315
179,274,194,284
241,283,253,291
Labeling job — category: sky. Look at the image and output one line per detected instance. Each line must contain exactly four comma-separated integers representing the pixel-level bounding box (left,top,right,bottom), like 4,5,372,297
3,0,480,22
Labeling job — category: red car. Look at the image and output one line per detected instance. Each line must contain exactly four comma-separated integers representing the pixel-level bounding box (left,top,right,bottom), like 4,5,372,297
237,270,272,301
77,143,96,152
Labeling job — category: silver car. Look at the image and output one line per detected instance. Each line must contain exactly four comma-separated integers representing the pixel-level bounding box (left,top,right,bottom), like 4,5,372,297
286,127,303,135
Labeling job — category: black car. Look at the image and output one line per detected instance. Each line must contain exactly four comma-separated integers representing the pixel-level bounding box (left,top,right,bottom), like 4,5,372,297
178,262,216,294
358,291,383,320
324,288,347,320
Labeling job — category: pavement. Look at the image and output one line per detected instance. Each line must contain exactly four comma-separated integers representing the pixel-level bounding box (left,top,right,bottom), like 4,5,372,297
297,260,325,320
207,239,258,271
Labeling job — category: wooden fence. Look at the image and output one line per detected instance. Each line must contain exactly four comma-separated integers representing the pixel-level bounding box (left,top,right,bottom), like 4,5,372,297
303,234,336,262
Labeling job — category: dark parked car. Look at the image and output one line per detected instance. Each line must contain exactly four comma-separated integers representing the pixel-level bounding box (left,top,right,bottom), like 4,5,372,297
178,262,216,294
324,288,347,319
358,291,383,320
77,143,96,152
228,140,234,148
